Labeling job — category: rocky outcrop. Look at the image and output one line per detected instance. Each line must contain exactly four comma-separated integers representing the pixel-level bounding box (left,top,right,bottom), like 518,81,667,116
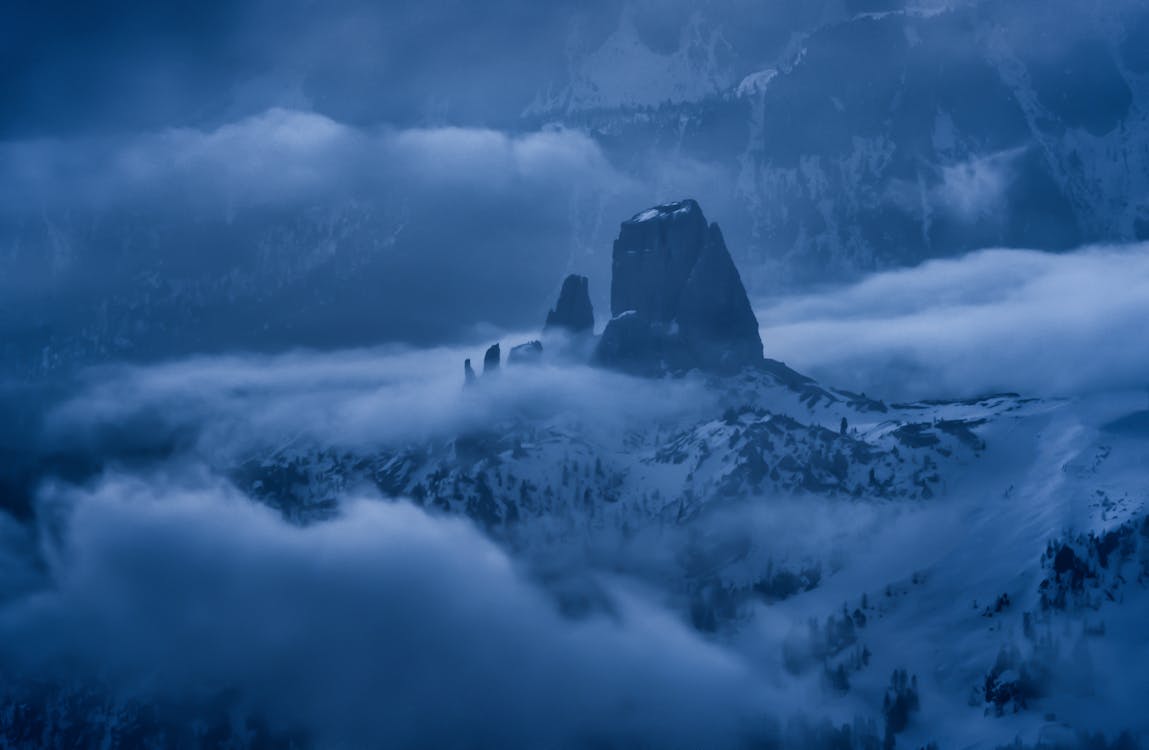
464,340,541,387
596,200,763,375
463,200,761,382
544,275,594,334
483,344,501,375
508,340,543,364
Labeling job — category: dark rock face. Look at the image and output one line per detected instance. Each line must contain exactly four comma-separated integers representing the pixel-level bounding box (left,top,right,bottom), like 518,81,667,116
544,274,594,334
596,200,763,375
508,340,543,364
464,341,525,387
594,310,665,374
610,201,710,323
676,223,764,369
483,344,501,375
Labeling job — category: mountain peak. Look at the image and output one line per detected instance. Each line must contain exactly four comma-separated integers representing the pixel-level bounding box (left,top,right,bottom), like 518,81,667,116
473,200,763,381
598,199,763,375
544,274,595,335
623,199,703,226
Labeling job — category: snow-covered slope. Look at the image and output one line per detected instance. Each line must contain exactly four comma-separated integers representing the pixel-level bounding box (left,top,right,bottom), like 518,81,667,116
164,357,1148,747
3,342,1147,747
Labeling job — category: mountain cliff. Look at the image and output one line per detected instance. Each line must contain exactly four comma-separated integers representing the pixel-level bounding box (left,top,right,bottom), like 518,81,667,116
597,200,763,374
528,1,1149,287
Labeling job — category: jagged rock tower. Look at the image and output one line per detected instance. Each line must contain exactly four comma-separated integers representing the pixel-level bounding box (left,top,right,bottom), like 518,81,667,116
482,343,501,375
595,200,763,375
467,199,762,386
544,274,595,335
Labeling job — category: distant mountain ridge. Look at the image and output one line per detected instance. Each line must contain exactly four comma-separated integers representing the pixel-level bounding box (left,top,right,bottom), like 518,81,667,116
528,1,1149,287
6,1,1149,377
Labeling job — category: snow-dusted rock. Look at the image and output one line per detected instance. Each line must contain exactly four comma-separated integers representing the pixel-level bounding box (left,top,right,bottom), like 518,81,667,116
597,200,763,375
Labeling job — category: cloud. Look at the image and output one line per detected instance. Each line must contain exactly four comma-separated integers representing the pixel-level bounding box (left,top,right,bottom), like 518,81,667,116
0,102,748,366
44,342,718,463
0,0,620,139
933,148,1024,220
0,110,643,358
757,243,1149,400
391,126,622,190
0,472,765,747
6,269,1145,744
0,109,628,213
2,340,960,748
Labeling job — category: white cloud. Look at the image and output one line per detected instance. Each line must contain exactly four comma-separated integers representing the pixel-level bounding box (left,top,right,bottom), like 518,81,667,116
934,148,1024,219
0,472,763,747
46,342,719,461
757,243,1149,399
0,109,650,350
391,125,625,191
118,108,365,205
0,109,628,212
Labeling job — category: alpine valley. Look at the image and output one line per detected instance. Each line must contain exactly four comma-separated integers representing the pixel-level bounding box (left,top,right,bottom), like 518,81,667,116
3,2,1149,747
5,200,1146,749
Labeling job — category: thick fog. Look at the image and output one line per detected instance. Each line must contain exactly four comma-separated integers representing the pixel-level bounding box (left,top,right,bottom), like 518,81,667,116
758,243,1149,399
1,474,768,748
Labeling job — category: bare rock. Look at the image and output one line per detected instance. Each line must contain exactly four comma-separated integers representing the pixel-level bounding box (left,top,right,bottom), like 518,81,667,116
596,200,763,375
483,344,501,375
544,275,595,335
508,340,543,365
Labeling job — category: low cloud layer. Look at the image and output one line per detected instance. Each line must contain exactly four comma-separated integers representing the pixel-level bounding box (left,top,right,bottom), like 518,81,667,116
45,342,717,463
1,275,1144,745
758,243,1149,400
0,106,744,365
0,353,952,746
0,472,766,748
0,110,646,360
0,109,627,214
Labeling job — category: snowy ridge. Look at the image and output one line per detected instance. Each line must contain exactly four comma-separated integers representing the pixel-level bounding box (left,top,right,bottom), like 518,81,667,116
4,350,1148,747
222,360,1149,748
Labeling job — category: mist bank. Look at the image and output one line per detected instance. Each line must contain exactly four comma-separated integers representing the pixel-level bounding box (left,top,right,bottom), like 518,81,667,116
758,243,1149,401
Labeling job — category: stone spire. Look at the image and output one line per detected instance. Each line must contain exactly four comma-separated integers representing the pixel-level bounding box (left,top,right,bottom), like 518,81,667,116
595,200,763,375
483,343,501,376
544,274,595,335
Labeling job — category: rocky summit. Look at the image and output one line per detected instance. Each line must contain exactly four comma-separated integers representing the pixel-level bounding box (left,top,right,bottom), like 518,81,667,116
596,200,763,375
544,274,594,335
464,200,764,383
482,343,501,375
